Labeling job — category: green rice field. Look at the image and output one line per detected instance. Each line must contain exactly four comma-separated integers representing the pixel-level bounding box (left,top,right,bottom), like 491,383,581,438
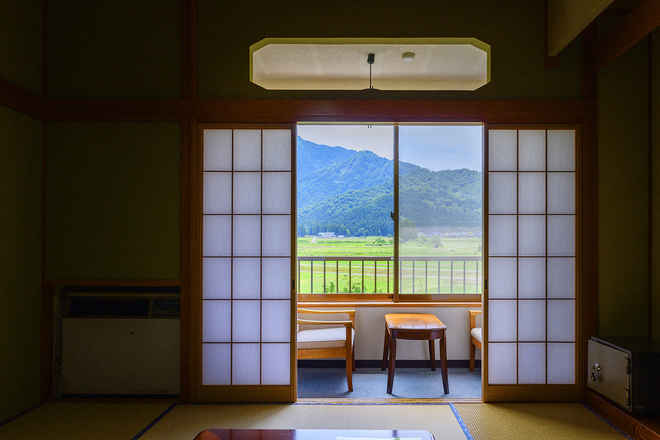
297,236,483,295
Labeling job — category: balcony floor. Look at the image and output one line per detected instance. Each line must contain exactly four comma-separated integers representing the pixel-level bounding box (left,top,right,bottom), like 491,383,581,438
297,367,481,399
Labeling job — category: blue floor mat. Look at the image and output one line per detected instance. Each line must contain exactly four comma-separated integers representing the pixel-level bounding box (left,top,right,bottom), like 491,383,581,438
298,367,482,399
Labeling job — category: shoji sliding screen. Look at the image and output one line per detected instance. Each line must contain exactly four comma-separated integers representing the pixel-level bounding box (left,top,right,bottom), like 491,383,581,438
485,126,580,401
198,125,295,402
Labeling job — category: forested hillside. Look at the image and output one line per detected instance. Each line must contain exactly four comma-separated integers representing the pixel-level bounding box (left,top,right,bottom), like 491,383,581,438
297,137,482,238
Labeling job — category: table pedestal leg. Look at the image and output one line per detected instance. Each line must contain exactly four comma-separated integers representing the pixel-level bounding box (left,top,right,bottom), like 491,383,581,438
440,334,449,394
386,336,397,394
381,325,390,371
428,340,436,371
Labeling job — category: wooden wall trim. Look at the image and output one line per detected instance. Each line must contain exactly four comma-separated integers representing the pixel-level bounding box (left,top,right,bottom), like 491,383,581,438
586,389,660,440
580,116,599,398
485,384,582,402
180,116,196,402
587,0,660,77
40,285,54,402
43,279,181,287
40,99,597,123
0,77,43,119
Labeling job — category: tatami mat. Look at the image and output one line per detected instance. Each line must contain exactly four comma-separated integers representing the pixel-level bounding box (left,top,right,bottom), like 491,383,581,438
138,403,467,440
0,401,637,440
454,402,631,440
0,403,172,440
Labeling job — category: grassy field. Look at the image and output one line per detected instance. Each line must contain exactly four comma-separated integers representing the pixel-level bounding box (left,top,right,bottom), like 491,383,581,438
297,236,483,294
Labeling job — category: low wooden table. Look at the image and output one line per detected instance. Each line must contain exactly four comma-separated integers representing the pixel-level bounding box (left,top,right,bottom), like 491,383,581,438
381,313,449,395
194,428,435,440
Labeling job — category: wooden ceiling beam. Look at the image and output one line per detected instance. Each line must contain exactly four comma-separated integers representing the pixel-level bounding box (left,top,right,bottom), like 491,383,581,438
587,0,660,76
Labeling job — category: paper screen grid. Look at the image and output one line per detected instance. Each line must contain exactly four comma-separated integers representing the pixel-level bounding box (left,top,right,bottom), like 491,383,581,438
202,128,292,386
487,129,576,385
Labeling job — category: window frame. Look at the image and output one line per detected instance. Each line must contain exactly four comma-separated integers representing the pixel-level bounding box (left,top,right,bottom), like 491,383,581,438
295,122,484,303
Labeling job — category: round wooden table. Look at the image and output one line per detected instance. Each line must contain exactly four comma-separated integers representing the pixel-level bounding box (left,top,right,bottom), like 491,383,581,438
381,313,449,395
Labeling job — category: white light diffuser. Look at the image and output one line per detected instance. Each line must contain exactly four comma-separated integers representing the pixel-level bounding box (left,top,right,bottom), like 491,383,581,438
251,38,490,91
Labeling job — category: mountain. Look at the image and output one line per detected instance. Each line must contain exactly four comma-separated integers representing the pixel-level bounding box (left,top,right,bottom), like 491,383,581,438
296,136,357,179
297,141,419,209
296,137,482,237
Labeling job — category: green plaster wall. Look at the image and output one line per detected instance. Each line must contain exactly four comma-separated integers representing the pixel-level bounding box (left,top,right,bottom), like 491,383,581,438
45,122,181,280
198,0,582,100
597,37,650,337
0,105,43,423
46,0,181,99
0,0,43,95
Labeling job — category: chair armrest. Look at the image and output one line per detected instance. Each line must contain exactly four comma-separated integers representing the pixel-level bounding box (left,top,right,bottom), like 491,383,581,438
469,309,482,331
297,308,355,316
297,308,355,329
297,319,352,327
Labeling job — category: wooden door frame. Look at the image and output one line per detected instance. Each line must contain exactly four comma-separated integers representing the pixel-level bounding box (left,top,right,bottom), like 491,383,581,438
184,99,597,403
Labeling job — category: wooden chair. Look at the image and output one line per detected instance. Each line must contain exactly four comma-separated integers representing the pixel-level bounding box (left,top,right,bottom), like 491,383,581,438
297,308,356,391
469,310,482,372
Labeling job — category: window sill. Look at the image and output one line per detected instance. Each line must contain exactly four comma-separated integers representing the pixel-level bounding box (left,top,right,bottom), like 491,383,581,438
297,301,482,308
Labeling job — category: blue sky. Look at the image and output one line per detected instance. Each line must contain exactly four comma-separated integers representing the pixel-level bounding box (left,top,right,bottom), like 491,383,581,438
297,124,483,171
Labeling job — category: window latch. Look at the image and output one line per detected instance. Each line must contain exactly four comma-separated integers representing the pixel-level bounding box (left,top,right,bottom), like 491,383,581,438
390,211,395,220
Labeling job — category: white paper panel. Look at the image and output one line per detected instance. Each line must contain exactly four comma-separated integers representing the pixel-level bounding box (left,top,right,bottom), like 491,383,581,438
233,130,262,171
489,130,517,171
547,130,575,171
232,300,261,342
263,130,291,171
547,173,575,214
547,300,575,342
547,258,575,298
518,130,546,171
232,344,261,384
488,215,517,256
518,173,545,214
488,343,517,384
262,300,291,342
202,343,231,385
489,173,517,214
519,215,545,256
488,300,517,342
202,300,231,342
547,215,575,256
547,343,575,384
262,216,291,256
204,130,232,171
518,343,546,384
203,215,231,256
518,258,545,298
488,257,517,298
203,258,231,299
518,300,546,341
233,173,261,214
262,172,291,214
204,172,232,214
262,258,291,299
261,344,291,385
233,215,261,256
232,258,261,299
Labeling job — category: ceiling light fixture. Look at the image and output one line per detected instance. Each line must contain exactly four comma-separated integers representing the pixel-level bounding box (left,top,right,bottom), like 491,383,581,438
249,38,491,90
367,53,375,90
402,52,415,62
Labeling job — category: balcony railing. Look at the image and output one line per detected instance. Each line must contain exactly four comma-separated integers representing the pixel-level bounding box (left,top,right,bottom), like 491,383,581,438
297,256,482,295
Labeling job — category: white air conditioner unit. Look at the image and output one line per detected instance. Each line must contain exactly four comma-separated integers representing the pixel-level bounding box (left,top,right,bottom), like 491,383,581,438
61,293,180,396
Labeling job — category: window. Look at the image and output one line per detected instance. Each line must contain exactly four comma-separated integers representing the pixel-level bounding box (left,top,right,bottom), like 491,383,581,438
297,123,483,302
